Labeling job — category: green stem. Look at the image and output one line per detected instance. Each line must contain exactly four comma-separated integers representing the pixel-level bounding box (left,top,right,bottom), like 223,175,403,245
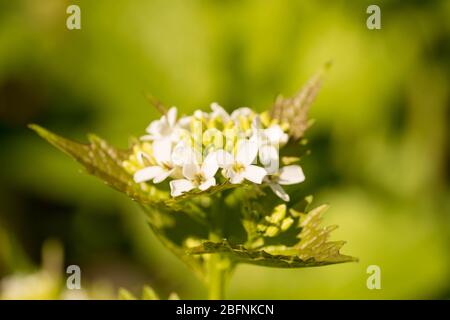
208,252,227,300
207,194,229,300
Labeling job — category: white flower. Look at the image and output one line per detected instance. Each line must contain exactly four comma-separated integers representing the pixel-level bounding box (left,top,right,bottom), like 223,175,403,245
216,140,267,184
128,103,301,199
170,140,199,166
251,116,288,146
170,151,219,197
250,116,287,174
141,107,178,142
263,124,288,145
266,165,305,201
133,140,178,184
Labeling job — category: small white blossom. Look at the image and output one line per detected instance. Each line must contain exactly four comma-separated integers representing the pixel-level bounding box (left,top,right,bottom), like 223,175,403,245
171,140,199,166
251,116,288,174
134,141,178,184
266,165,305,201
251,116,288,146
126,102,297,199
141,107,178,142
264,124,288,145
170,151,219,197
216,140,267,184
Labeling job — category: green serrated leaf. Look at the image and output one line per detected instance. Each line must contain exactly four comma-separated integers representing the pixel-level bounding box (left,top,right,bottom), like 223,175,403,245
29,124,243,212
30,124,356,279
28,124,173,207
187,203,357,268
291,195,314,215
30,125,210,280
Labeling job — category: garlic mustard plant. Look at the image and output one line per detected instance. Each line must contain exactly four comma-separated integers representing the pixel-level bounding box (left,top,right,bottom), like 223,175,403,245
30,64,357,299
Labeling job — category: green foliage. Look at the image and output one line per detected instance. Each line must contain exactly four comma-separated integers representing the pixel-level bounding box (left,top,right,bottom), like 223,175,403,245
0,0,445,300
29,125,355,271
28,124,148,203
29,123,356,266
187,197,356,268
29,73,357,298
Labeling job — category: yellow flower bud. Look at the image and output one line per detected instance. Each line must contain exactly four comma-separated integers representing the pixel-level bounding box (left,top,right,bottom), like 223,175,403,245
264,226,280,237
265,204,287,224
280,217,294,231
122,160,138,174
280,121,290,131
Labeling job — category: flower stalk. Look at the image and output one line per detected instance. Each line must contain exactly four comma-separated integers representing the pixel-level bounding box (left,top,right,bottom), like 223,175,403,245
207,252,228,300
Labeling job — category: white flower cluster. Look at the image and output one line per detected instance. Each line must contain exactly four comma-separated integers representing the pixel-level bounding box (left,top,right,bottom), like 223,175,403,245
123,104,305,201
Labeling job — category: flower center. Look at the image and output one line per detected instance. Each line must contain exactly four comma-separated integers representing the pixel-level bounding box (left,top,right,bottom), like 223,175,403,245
232,162,245,173
193,173,206,185
161,162,172,171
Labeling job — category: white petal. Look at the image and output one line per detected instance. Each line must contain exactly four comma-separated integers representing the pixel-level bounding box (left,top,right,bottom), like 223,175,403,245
170,179,195,197
210,102,230,122
152,138,172,164
269,183,290,202
171,141,195,166
199,177,216,191
140,134,155,141
210,102,223,113
258,144,279,174
265,125,287,145
215,150,234,168
236,140,258,166
229,170,245,184
202,151,219,178
251,115,262,130
153,168,173,183
167,107,177,127
278,165,305,185
230,107,253,120
146,120,163,136
249,132,259,145
182,163,201,180
134,166,164,183
243,165,267,184
177,115,191,129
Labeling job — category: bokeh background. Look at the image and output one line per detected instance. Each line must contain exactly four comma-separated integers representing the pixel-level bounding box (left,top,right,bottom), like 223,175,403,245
0,0,449,299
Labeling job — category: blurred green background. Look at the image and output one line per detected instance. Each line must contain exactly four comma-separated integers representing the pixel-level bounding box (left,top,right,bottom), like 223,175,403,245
0,0,449,299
